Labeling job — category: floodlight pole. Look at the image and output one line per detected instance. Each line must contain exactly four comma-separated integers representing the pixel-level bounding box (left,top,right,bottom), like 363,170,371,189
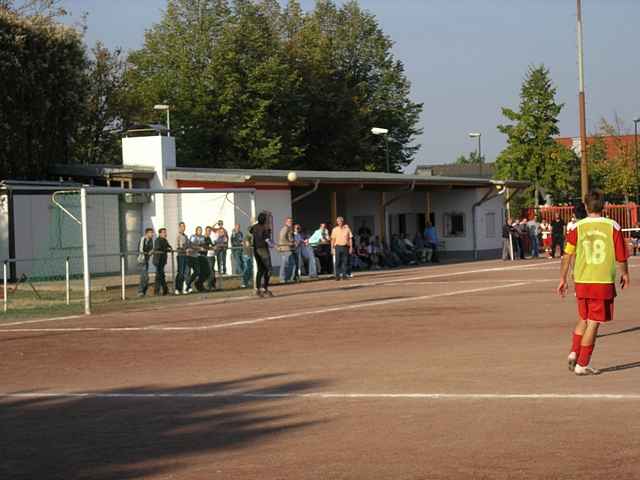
577,0,589,200
634,118,639,200
80,187,91,315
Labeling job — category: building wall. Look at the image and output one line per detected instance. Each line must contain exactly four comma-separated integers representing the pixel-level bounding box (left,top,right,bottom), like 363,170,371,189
6,192,120,279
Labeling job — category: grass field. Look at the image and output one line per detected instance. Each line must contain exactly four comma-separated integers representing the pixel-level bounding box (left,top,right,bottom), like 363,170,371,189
1,258,639,479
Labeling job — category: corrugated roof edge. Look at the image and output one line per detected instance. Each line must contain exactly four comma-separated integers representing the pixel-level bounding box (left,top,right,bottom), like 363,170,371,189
166,167,529,188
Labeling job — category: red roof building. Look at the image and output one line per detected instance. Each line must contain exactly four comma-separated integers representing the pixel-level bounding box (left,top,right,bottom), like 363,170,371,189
556,134,637,159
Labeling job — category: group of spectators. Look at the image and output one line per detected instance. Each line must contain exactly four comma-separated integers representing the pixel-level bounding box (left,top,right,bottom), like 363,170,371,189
136,220,252,297
136,215,443,297
275,218,441,283
502,213,578,260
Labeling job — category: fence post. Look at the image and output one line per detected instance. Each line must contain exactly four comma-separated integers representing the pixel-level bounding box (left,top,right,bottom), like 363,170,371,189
3,261,7,313
121,254,126,301
65,257,70,305
80,187,91,315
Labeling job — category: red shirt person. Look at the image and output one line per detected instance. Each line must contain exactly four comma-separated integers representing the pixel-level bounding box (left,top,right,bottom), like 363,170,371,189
558,190,630,375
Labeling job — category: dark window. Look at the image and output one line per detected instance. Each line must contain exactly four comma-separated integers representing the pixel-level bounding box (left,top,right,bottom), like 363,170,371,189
443,212,465,237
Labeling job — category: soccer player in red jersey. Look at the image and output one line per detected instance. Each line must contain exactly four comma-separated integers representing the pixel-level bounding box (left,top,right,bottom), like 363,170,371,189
557,190,630,375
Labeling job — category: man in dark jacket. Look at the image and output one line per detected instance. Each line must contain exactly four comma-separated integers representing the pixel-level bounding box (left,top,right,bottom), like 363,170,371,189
137,228,155,297
551,214,566,258
153,228,172,296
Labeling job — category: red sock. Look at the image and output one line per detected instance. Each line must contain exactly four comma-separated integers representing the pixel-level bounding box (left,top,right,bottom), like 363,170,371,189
577,344,595,367
571,333,582,356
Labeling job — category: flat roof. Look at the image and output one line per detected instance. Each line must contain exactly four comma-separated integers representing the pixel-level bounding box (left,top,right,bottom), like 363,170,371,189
166,167,529,189
51,164,156,179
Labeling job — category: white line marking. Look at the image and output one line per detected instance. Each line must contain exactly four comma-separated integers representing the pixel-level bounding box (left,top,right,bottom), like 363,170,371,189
1,392,639,400
0,314,82,327
0,282,527,333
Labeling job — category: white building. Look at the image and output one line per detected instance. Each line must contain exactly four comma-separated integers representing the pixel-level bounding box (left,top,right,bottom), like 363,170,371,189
0,134,527,280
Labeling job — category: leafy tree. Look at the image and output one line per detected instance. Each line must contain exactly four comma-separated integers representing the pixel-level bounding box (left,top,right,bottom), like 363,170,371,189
72,43,131,165
125,0,423,171
455,151,485,165
495,65,579,205
0,7,87,178
587,117,639,198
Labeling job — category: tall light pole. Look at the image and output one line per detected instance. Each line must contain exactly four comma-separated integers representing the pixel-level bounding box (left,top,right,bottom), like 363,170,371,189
469,132,482,176
468,132,482,161
371,127,390,172
154,104,171,135
634,117,640,200
577,0,589,199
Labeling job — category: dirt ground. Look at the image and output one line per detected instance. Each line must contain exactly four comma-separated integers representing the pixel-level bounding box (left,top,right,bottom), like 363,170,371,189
1,258,639,479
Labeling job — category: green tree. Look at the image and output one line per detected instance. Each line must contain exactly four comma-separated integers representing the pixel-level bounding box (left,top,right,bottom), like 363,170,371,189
455,151,485,165
0,7,87,178
125,0,423,171
72,43,131,164
495,65,579,205
587,117,639,198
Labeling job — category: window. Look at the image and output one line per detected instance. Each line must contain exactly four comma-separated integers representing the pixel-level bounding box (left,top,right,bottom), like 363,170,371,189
443,212,465,237
485,212,496,238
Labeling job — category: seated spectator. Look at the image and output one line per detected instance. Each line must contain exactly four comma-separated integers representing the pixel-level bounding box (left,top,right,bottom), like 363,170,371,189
413,231,428,263
356,240,372,270
391,234,415,265
369,237,383,269
382,239,401,267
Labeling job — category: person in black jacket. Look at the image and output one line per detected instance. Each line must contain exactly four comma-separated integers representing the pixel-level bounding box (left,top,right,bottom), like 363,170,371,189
502,219,514,260
153,228,172,296
250,212,273,298
137,228,155,297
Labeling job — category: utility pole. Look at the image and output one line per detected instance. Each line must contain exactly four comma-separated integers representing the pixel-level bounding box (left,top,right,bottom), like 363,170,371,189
577,0,589,199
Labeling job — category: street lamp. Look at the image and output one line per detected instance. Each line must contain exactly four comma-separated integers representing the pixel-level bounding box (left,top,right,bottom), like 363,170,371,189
634,117,640,200
371,127,390,173
468,132,482,161
154,104,171,135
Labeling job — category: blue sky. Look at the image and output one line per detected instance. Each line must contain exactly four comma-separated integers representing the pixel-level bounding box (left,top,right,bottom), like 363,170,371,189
57,0,640,168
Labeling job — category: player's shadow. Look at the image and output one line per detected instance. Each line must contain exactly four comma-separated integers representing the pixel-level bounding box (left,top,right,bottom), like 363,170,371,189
0,373,329,480
597,326,640,338
600,361,640,374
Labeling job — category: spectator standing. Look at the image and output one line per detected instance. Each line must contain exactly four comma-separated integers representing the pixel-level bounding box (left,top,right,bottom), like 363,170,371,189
152,228,171,296
240,231,253,288
551,214,566,258
175,222,192,295
502,219,514,260
189,226,208,291
309,223,331,274
518,219,529,259
250,212,273,297
204,226,217,291
230,224,244,275
331,216,353,280
424,222,439,262
296,225,318,278
540,219,552,257
292,224,305,281
527,216,541,258
215,220,229,275
632,222,640,256
278,217,296,283
137,228,155,297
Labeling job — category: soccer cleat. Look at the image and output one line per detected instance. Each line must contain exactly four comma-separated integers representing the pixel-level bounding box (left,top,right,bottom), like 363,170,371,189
264,290,274,298
568,352,577,372
255,290,264,298
174,290,181,295
574,364,601,376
